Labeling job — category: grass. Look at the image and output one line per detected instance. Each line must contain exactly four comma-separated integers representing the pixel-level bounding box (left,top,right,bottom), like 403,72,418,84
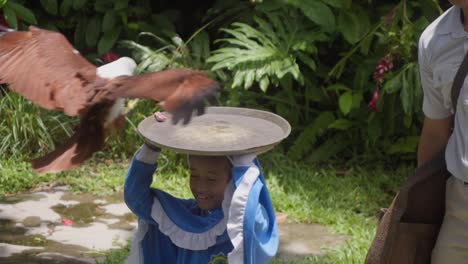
0,149,411,263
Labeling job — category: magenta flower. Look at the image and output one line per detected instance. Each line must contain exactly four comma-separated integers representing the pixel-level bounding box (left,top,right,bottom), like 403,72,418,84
368,90,380,112
102,52,120,63
373,56,394,83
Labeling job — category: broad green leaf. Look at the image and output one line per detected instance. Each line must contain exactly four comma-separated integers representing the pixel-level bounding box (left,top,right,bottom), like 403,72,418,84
114,0,129,11
326,0,349,8
339,91,353,115
94,0,113,13
413,65,423,112
74,18,86,48
232,71,246,89
85,16,101,47
338,11,360,44
298,53,317,71
407,65,415,114
73,0,87,10
403,114,412,128
367,115,382,145
329,119,353,130
191,30,210,64
352,93,363,109
383,72,402,93
244,70,256,89
60,0,73,16
287,0,335,31
400,70,411,115
307,134,350,162
387,136,420,154
3,6,17,29
359,31,374,55
259,76,270,92
6,1,37,25
98,26,121,55
40,0,58,15
326,83,350,92
255,0,283,12
102,11,117,32
0,0,7,8
288,111,335,160
118,11,128,25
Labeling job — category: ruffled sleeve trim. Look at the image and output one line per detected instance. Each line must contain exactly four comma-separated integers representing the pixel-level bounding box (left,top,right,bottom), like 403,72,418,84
150,180,235,250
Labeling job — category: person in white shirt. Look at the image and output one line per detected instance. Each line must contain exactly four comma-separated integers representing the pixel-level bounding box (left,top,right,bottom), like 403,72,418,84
418,1,468,262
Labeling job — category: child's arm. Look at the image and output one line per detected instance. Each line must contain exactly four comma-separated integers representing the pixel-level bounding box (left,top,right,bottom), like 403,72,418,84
124,144,160,223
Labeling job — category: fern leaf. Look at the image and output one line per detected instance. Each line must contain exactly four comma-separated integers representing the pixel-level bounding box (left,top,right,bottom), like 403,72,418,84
288,112,335,160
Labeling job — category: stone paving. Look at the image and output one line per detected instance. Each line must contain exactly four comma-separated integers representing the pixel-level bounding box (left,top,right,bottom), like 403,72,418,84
0,186,348,263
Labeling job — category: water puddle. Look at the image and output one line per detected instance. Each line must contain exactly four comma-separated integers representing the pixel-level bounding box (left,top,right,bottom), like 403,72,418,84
276,223,350,260
0,187,134,263
0,186,348,262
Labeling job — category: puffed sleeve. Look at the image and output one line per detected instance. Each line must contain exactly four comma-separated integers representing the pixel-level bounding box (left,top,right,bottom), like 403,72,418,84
419,35,452,119
124,146,160,224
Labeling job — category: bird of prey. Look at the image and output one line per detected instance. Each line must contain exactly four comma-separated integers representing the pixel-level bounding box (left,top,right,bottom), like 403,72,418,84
0,25,220,174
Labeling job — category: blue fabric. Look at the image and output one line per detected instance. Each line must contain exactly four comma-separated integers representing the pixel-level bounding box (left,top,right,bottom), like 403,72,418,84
153,189,225,233
124,157,278,264
231,159,279,264
125,158,232,264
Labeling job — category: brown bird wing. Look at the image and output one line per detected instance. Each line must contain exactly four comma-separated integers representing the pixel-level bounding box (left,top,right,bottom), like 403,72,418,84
31,103,109,174
0,26,98,116
101,69,220,124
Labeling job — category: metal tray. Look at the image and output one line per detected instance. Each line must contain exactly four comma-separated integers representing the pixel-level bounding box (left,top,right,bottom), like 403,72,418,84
137,107,291,156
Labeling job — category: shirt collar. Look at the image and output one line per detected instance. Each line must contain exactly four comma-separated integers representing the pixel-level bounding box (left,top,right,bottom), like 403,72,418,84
438,6,467,38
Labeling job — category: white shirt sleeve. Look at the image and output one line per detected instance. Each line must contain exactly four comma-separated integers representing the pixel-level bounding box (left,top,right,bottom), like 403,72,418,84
419,36,452,119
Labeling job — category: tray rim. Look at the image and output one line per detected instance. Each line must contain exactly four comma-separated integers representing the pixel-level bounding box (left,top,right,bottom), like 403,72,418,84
137,106,291,156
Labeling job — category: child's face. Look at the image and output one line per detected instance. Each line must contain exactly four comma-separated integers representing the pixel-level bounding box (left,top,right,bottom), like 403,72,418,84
189,155,231,210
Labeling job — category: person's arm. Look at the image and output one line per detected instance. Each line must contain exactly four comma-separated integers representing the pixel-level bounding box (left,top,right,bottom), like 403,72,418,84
417,35,453,167
417,116,453,167
124,144,160,223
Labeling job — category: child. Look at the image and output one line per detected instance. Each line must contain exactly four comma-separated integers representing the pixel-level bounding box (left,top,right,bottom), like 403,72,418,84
124,133,279,263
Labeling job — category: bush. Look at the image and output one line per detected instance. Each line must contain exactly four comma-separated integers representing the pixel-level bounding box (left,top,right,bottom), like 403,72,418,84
0,0,445,164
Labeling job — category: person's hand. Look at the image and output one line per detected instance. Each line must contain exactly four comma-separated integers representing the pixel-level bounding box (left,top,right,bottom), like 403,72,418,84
143,111,167,151
136,112,167,163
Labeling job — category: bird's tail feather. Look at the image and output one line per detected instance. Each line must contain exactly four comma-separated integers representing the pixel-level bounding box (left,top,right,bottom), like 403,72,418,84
31,117,105,174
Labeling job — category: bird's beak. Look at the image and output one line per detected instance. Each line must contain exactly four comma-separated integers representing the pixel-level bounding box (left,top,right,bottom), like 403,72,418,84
0,25,14,33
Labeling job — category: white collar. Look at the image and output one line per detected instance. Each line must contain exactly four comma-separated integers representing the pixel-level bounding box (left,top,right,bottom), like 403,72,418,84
437,6,467,38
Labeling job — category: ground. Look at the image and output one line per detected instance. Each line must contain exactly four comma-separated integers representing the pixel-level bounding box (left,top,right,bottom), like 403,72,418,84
0,151,410,263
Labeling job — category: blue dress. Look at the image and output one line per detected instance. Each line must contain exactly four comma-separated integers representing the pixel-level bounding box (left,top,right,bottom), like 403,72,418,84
124,156,278,264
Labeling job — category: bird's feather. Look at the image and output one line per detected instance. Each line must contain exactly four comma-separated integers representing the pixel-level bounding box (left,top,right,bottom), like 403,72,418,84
0,26,97,116
0,26,221,173
31,103,109,173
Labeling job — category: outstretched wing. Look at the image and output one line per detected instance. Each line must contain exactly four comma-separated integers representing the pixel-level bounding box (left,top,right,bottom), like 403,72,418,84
0,26,98,116
102,69,220,124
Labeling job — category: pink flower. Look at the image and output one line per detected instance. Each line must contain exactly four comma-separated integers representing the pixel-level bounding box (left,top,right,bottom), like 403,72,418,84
368,90,380,112
373,56,394,83
102,52,120,63
62,218,73,226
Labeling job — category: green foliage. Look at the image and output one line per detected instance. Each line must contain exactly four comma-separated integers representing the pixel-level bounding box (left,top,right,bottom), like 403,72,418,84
0,88,76,158
0,0,443,163
208,8,322,91
0,150,409,263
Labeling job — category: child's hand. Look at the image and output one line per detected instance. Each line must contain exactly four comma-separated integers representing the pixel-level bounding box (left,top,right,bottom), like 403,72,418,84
143,111,167,151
